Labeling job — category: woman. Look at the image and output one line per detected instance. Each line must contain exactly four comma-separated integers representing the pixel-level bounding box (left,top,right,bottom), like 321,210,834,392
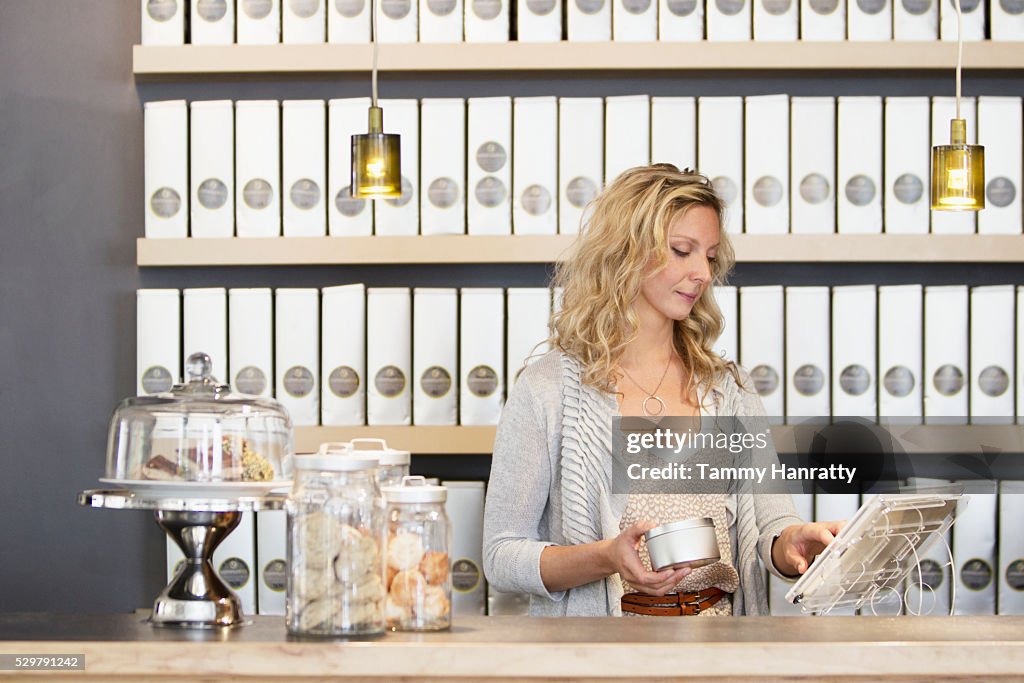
483,164,841,617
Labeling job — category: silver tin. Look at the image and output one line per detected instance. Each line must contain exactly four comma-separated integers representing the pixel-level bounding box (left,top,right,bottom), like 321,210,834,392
644,517,720,571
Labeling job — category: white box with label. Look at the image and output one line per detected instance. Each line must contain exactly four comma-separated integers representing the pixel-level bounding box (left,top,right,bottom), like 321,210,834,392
236,100,281,237
507,288,551,392
713,285,737,362
707,0,752,39
329,0,369,42
978,96,1023,235
739,286,784,418
421,0,464,41
367,288,412,425
167,512,258,616
444,481,487,614
651,97,696,171
878,285,923,420
884,97,930,235
931,97,977,234
568,0,612,39
379,0,418,41
256,510,287,615
275,289,320,427
373,99,419,236
421,99,466,235
745,95,789,235
613,0,657,40
138,289,181,395
184,288,228,383
228,288,273,399
904,477,953,616
144,100,188,239
413,288,459,426
465,0,509,40
238,0,281,44
940,0,984,40
605,95,650,187
790,97,835,235
769,493,813,615
282,100,326,237
460,288,505,425
659,0,703,39
518,0,561,40
785,287,831,420
998,480,1024,614
992,0,1024,39
468,97,512,236
190,100,234,238
191,0,235,44
801,0,845,40
894,0,937,39
849,0,891,39
322,284,367,426
327,98,373,236
832,285,877,418
953,481,997,615
513,97,558,235
924,285,968,423
970,286,1015,423
698,97,744,233
754,0,798,40
283,0,326,42
141,0,185,45
837,97,882,234
559,98,603,235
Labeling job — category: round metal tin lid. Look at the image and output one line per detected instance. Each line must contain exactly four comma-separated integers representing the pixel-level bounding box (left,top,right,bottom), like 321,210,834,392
644,517,715,542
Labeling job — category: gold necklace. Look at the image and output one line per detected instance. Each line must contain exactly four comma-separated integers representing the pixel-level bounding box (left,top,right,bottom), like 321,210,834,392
618,353,674,417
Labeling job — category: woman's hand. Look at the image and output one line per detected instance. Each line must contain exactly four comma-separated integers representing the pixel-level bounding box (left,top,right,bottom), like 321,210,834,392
771,521,846,577
604,522,692,595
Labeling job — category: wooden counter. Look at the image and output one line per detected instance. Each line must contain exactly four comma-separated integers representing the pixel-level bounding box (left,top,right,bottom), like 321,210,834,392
0,613,1022,681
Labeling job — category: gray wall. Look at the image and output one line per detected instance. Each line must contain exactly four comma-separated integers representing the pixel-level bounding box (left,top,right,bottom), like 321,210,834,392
0,0,1020,613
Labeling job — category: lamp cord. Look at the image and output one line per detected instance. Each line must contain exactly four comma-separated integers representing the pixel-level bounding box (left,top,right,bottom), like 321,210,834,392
371,0,379,108
955,0,962,120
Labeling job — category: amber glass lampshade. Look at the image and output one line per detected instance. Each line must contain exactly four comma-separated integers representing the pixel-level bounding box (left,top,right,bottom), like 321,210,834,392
351,106,402,199
931,118,985,211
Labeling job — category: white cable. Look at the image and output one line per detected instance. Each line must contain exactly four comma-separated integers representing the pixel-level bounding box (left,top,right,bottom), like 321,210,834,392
955,0,963,120
371,0,379,107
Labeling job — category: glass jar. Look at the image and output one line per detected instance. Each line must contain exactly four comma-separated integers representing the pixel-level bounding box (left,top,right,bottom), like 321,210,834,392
381,476,451,631
349,438,411,488
286,444,385,637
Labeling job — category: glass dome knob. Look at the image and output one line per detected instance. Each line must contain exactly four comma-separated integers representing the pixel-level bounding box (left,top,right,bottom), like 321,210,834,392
186,352,213,382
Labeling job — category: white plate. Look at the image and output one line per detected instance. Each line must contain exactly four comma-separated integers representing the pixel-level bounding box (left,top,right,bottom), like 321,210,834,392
98,478,291,499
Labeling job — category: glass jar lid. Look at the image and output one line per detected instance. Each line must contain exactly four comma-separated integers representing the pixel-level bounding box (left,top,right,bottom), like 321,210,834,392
294,442,378,471
382,476,447,503
348,438,411,466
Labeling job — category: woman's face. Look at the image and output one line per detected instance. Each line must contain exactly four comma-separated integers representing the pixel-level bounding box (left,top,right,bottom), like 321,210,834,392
638,204,720,322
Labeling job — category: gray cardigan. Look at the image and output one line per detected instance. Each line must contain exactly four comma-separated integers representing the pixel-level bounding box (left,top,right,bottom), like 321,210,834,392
482,350,803,617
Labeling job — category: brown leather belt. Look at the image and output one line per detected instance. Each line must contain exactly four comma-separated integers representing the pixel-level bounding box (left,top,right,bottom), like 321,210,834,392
621,588,728,616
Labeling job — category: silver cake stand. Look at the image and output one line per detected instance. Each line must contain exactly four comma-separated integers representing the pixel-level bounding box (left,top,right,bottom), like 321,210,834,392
79,488,287,629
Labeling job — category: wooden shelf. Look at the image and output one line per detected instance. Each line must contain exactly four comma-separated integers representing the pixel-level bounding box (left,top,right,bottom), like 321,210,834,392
137,234,1024,266
295,425,497,454
132,42,1024,77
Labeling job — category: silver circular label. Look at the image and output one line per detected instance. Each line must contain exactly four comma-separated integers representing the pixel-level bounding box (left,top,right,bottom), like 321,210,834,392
198,178,228,210
793,364,824,397
961,559,993,591
979,365,1009,397
986,177,1017,208
197,0,228,21
753,176,783,207
335,185,366,217
375,365,406,398
219,558,250,589
857,0,886,13
883,366,915,398
527,0,557,14
452,558,481,592
623,0,652,13
263,559,287,592
840,365,871,396
716,0,745,14
235,366,268,395
902,0,931,15
290,179,321,210
911,558,944,589
428,0,458,13
576,0,605,12
467,365,499,397
1007,560,1024,591
933,364,964,396
1001,0,1024,14
952,0,980,11
243,178,273,210
712,176,738,206
666,0,698,14
476,142,507,173
336,0,366,16
147,0,179,21
384,176,414,208
799,173,830,204
893,173,924,205
566,177,598,209
243,0,275,19
141,366,174,394
283,366,315,398
421,366,453,398
151,187,182,218
522,185,552,216
750,365,779,396
475,177,507,208
329,366,360,398
290,0,322,18
382,0,412,17
845,174,876,206
473,0,502,19
428,177,459,209
809,0,839,13
763,0,791,14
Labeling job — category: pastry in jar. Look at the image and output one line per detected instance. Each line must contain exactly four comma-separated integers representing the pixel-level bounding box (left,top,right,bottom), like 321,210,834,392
387,532,425,571
414,584,450,624
389,569,427,606
419,551,449,585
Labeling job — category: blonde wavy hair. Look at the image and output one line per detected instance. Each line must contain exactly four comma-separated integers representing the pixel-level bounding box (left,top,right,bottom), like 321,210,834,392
551,163,739,403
